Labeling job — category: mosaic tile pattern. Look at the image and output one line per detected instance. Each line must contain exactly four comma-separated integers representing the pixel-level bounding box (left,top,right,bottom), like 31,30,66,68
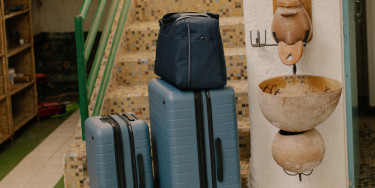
119,17,245,54
238,120,250,159
102,84,150,120
102,80,248,120
225,48,248,81
63,140,89,188
359,116,375,188
114,48,247,86
241,159,250,188
115,51,156,86
131,0,244,22
231,80,249,121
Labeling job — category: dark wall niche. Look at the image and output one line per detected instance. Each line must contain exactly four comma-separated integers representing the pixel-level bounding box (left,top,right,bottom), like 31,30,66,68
34,32,101,102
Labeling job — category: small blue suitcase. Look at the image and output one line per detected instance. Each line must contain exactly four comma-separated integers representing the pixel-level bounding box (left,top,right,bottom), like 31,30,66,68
148,78,241,188
85,113,154,188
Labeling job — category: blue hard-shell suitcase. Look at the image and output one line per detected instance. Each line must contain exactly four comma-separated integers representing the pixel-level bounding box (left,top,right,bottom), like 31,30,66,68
148,78,241,188
85,113,154,188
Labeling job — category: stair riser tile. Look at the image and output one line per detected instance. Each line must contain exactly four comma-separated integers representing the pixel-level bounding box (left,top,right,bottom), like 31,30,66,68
131,0,243,22
102,95,150,121
236,91,249,121
239,131,250,159
115,53,247,86
241,160,250,188
119,23,245,54
115,59,156,86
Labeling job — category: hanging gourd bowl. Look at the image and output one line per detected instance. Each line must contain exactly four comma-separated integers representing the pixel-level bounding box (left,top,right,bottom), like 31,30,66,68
258,75,342,132
272,128,325,173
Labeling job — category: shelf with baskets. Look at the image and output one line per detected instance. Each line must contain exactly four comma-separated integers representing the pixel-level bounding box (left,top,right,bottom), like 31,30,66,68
11,85,36,132
0,0,38,145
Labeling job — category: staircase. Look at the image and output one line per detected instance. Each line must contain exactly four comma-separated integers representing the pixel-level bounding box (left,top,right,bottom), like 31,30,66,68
67,0,250,187
97,0,250,187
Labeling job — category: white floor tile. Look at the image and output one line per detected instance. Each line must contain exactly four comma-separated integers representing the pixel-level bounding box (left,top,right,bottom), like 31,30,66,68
0,183,25,188
24,182,55,188
0,110,80,188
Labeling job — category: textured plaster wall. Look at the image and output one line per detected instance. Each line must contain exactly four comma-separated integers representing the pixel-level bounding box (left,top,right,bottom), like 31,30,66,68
32,0,108,35
244,0,348,187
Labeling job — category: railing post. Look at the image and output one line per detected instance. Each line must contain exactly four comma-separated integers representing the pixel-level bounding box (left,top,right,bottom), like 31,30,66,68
86,0,120,102
92,0,132,116
74,16,89,141
84,0,108,63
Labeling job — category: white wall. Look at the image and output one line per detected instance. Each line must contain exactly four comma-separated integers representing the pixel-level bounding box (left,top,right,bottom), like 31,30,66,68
32,0,107,35
244,0,348,187
366,0,375,107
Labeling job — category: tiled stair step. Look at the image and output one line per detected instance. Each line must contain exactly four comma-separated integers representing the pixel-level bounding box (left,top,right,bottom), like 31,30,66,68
131,0,243,22
238,120,250,159
241,158,250,188
114,47,247,86
102,80,249,121
119,16,245,54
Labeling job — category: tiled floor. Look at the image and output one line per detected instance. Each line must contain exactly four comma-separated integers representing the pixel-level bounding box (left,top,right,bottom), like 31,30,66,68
359,115,375,188
0,110,80,188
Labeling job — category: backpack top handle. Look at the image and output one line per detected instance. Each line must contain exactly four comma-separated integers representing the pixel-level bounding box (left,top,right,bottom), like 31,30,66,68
159,12,219,26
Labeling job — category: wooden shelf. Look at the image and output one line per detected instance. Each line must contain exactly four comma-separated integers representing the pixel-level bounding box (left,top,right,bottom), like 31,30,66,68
10,82,33,96
0,94,6,101
13,112,36,132
4,8,29,20
0,0,37,145
7,43,31,58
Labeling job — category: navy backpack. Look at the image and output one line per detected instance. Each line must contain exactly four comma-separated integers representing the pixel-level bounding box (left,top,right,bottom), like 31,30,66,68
154,12,227,90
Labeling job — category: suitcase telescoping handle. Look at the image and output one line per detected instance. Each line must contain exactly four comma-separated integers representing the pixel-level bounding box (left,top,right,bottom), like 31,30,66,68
137,154,145,188
215,138,224,182
121,112,138,121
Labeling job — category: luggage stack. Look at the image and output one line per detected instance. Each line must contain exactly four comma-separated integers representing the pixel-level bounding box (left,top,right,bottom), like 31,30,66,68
147,12,242,187
96,0,250,187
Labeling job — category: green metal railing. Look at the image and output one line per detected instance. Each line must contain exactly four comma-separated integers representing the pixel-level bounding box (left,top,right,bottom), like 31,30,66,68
75,0,132,140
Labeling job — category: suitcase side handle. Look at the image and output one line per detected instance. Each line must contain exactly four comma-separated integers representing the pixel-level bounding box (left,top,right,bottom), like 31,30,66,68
215,138,224,182
137,154,145,188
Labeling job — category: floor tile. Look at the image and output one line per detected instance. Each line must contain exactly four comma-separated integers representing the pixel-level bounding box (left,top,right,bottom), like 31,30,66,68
0,110,79,188
24,182,55,188
29,172,62,184
0,183,25,188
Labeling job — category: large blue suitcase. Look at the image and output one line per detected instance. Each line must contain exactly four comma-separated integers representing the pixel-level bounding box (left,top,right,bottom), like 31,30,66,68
85,113,154,188
148,78,241,188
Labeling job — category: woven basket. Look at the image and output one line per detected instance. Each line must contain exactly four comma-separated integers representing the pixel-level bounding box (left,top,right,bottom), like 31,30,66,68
0,100,10,144
0,59,4,95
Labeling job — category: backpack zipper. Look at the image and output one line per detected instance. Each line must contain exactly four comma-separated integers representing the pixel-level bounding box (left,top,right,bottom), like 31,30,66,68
169,18,191,87
187,20,191,88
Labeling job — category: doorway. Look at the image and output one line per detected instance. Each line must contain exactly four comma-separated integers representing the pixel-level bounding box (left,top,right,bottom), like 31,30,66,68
355,0,375,187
